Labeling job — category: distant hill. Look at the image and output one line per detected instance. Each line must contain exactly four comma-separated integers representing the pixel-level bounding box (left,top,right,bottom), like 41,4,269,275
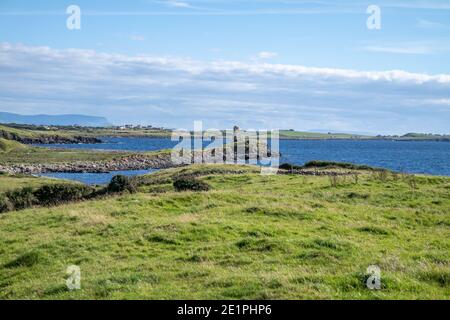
0,112,110,127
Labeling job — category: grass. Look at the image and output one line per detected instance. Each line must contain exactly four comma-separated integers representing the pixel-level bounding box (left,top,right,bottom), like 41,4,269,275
0,138,27,152
0,124,75,139
0,147,131,164
0,173,78,193
0,164,449,299
0,138,170,165
0,130,135,165
0,134,170,165
0,124,172,139
0,146,131,164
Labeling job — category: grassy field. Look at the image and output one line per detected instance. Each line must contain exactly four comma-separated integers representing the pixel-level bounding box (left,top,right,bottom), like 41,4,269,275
0,164,448,300
0,173,78,193
0,141,129,164
0,125,66,138
0,138,171,165
0,124,172,139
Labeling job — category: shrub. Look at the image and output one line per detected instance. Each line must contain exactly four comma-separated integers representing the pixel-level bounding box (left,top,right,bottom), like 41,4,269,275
5,187,36,210
304,160,377,171
34,184,93,205
107,175,137,194
373,169,389,182
328,175,340,187
173,176,210,192
0,195,14,213
405,174,417,189
279,163,302,171
352,173,359,184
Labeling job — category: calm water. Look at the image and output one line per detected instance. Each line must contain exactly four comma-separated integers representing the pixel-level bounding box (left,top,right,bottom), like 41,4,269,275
279,140,450,176
36,137,179,152
40,169,158,185
38,137,450,183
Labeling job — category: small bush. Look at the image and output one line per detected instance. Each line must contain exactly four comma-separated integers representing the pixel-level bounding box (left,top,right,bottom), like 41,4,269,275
405,174,417,189
173,176,210,192
107,175,137,194
328,175,340,187
304,160,378,171
374,169,389,182
5,187,36,210
279,163,302,171
34,184,93,205
0,195,14,213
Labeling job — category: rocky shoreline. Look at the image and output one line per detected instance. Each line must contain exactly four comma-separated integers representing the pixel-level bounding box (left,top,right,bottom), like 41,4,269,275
0,153,174,175
0,129,101,144
20,135,102,144
0,150,281,175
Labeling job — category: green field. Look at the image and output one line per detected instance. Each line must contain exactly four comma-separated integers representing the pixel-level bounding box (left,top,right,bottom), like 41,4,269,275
2,123,449,141
0,139,128,164
0,124,172,140
0,173,78,193
0,125,65,138
0,137,170,166
0,165,448,299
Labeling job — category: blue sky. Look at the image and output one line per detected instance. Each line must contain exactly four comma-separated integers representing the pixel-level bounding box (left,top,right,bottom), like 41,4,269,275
1,0,450,134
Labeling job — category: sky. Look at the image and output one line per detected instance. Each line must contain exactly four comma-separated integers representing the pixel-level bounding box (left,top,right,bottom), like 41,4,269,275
0,0,450,134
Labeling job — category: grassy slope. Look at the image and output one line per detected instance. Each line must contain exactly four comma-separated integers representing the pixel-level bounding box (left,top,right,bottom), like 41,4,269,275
0,145,131,164
0,174,78,193
0,165,448,300
0,128,172,165
0,124,172,139
0,138,27,152
0,125,73,139
0,138,170,165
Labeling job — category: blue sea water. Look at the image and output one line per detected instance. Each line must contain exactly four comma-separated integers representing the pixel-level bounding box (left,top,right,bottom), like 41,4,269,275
37,137,450,184
40,169,159,185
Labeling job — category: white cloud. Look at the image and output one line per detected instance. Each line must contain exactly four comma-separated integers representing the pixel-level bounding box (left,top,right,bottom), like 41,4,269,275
0,43,449,134
165,0,192,8
421,98,450,106
257,51,278,59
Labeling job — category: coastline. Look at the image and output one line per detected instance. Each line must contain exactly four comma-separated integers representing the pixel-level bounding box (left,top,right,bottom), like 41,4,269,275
0,153,174,174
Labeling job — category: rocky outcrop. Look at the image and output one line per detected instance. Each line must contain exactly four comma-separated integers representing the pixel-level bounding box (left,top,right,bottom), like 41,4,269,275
20,135,101,144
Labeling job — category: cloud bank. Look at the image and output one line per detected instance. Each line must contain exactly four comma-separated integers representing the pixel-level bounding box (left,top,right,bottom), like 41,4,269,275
0,43,449,134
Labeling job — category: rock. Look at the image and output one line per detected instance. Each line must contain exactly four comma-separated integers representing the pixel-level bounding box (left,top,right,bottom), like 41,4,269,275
0,153,175,175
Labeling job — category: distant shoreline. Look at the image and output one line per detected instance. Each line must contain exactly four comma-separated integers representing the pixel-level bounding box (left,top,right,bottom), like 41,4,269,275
1,124,449,144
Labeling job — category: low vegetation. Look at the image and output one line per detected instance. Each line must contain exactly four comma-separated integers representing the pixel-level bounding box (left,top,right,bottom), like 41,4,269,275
0,138,27,153
0,164,448,299
0,174,140,213
280,161,382,172
0,173,78,193
107,175,138,194
0,184,95,213
173,176,210,192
